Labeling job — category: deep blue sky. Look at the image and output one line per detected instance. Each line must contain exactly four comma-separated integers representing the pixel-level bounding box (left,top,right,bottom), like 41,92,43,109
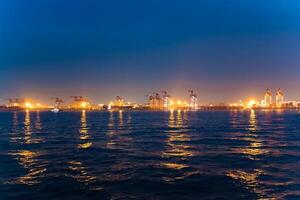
1,0,300,104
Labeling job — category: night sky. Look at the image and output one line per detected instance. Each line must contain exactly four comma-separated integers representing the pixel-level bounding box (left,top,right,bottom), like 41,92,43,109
1,0,300,104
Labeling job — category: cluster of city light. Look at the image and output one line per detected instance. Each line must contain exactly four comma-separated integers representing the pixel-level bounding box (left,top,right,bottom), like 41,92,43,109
170,100,188,106
230,98,274,109
247,99,257,109
3,88,300,111
228,89,296,109
81,102,87,108
25,102,33,109
168,100,190,109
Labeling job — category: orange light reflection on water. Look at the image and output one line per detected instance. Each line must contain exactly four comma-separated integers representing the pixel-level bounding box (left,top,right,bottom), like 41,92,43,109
78,110,92,149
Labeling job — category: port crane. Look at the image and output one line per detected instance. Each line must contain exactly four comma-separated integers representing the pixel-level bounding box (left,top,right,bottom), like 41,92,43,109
147,94,154,101
115,96,125,107
70,96,86,102
69,96,89,109
51,97,64,108
116,96,124,101
275,88,284,108
263,88,272,107
147,92,160,101
148,92,162,109
161,91,171,109
4,98,25,106
152,92,160,99
161,91,170,98
188,90,197,97
188,90,198,110
147,92,161,100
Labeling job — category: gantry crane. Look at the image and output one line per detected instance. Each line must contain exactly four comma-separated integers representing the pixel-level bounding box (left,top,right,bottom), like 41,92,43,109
4,98,25,107
161,91,171,109
70,96,86,102
51,97,64,108
188,90,198,110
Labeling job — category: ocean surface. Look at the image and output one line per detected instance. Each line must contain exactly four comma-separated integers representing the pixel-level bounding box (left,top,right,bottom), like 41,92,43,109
0,110,300,200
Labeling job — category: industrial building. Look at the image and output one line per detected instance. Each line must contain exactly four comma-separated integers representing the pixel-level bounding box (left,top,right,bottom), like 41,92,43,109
261,88,272,108
189,90,198,110
276,89,284,108
69,96,91,110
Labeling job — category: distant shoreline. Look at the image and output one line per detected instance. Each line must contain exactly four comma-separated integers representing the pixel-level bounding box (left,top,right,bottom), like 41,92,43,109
0,107,299,112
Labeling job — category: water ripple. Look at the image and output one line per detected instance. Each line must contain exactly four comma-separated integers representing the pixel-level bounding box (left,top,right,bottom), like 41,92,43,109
0,110,300,199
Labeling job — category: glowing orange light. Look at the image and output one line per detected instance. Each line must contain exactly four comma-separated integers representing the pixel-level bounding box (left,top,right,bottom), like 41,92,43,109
81,102,87,108
247,100,256,109
25,102,33,109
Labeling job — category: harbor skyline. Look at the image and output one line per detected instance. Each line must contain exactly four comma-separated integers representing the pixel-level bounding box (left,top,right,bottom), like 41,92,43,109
2,88,299,111
1,86,300,106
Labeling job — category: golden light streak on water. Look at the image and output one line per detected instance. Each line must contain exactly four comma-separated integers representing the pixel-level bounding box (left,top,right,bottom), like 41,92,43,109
248,109,257,132
227,110,270,198
24,110,32,144
127,111,132,124
161,162,188,170
78,110,92,149
106,111,117,149
8,150,47,186
35,111,42,131
162,110,193,158
118,110,123,127
161,110,193,177
226,169,273,199
10,112,19,143
66,161,97,185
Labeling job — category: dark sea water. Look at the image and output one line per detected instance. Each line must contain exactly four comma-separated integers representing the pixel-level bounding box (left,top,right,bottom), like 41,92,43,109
0,110,300,200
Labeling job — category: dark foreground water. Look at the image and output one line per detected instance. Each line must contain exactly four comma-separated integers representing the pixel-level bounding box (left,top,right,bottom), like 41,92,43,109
0,110,300,200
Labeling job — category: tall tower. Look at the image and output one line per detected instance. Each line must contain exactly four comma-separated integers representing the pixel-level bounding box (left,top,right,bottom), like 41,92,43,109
162,91,171,110
115,96,125,107
149,92,162,110
275,88,284,108
5,98,25,107
52,97,64,108
263,88,272,107
70,96,89,109
149,94,155,109
188,90,198,110
154,93,161,109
